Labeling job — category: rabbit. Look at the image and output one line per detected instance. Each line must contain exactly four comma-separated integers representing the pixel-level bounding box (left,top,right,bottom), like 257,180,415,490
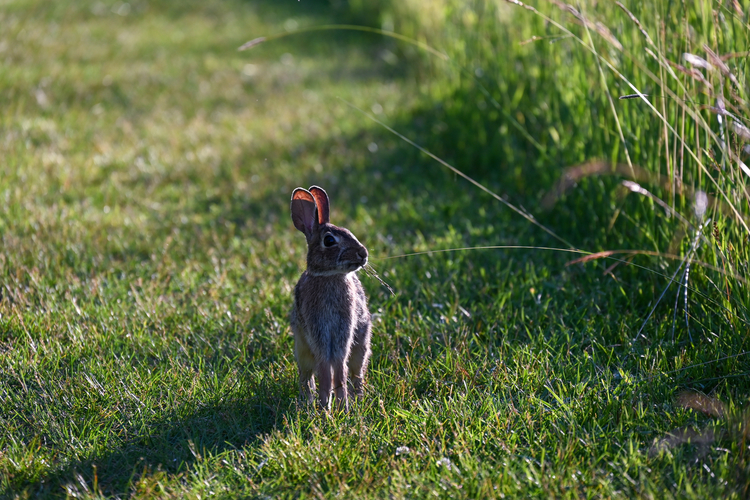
289,185,372,411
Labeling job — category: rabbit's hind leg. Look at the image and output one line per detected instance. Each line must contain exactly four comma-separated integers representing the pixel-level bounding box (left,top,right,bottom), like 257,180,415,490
316,361,333,410
294,333,317,404
332,362,349,412
347,343,370,399
298,363,316,405
348,323,372,399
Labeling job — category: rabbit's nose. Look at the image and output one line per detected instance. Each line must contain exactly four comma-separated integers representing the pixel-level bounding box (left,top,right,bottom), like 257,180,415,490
357,248,368,261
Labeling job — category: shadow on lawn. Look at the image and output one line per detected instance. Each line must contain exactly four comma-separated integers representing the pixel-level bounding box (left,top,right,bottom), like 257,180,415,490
8,379,294,498
221,90,609,248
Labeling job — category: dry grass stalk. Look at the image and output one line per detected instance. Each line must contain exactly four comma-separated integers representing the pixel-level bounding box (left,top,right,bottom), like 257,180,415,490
546,0,623,50
543,161,750,223
649,392,748,459
614,2,654,47
677,391,726,418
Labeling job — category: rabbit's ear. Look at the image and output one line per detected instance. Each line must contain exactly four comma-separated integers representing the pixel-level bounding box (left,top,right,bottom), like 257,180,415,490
309,186,330,225
291,188,318,236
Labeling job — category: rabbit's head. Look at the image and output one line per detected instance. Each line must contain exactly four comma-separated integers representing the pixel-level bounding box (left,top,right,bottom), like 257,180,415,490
291,186,368,276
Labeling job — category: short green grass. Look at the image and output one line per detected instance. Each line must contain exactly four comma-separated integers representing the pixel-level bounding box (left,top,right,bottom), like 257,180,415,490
1,0,749,498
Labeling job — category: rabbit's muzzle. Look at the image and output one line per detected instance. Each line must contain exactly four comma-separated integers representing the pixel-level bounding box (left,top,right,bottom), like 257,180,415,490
340,245,368,271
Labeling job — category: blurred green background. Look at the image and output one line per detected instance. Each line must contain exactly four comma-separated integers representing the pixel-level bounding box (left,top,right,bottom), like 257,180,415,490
1,0,749,497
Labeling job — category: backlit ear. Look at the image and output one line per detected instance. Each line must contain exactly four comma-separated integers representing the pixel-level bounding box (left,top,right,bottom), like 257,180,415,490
291,188,317,236
309,186,329,225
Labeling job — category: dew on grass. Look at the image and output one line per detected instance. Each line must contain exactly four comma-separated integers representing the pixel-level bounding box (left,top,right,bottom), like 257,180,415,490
380,49,398,65
91,2,107,15
242,64,258,77
694,190,707,219
731,120,750,140
284,19,298,32
35,89,49,108
368,142,378,153
112,2,130,16
281,53,294,66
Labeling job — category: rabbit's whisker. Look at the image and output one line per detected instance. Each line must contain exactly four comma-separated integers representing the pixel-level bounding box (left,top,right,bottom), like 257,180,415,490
363,263,396,296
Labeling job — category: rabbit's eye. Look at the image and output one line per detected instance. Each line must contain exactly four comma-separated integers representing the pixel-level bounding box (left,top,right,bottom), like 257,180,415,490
323,234,336,247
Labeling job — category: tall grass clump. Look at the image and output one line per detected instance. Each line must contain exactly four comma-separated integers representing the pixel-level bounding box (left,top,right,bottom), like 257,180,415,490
363,0,750,484
373,0,750,343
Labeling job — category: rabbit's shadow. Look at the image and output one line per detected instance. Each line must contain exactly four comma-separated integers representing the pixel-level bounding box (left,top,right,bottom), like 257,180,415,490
7,383,294,498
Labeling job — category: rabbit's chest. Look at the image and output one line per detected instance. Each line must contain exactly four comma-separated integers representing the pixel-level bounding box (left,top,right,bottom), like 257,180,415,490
297,274,361,337
308,276,356,315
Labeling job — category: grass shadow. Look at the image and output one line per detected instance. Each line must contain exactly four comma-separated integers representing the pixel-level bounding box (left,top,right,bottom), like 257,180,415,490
4,372,294,498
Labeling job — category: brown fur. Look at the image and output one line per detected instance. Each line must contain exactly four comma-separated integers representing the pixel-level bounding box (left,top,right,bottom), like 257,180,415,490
290,186,372,411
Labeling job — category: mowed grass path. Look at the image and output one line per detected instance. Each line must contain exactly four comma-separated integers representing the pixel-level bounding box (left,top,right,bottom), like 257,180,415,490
1,0,749,498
